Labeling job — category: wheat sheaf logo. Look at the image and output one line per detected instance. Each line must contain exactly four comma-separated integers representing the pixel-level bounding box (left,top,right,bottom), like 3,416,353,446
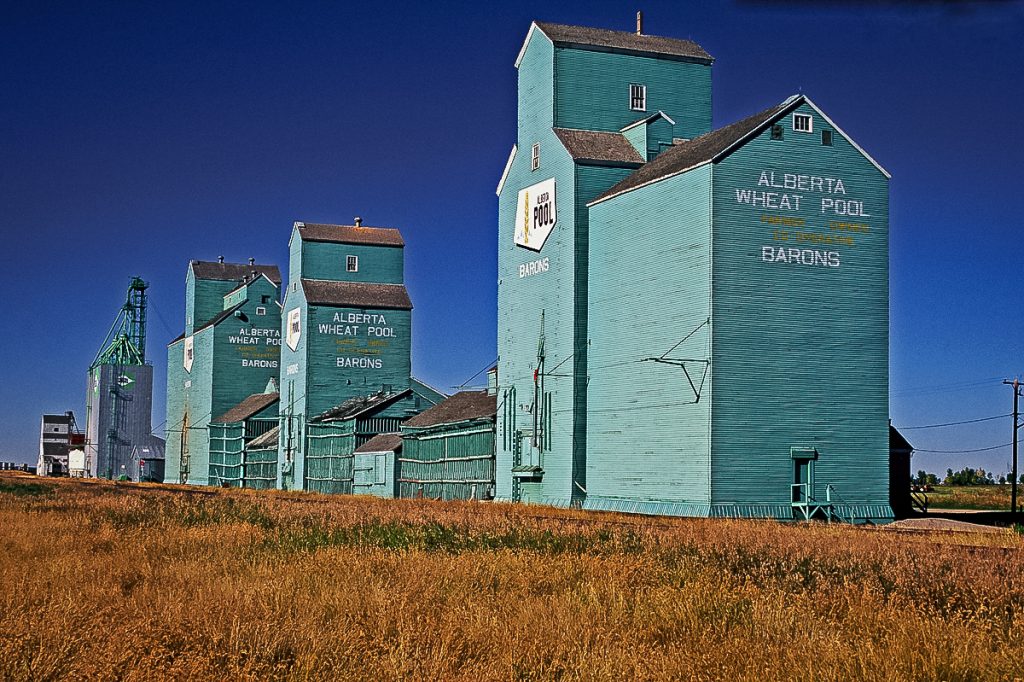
514,178,556,252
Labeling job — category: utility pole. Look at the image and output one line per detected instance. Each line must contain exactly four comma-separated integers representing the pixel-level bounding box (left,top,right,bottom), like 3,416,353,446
1004,378,1022,516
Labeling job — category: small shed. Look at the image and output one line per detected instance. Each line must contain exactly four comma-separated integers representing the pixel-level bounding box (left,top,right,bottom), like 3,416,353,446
399,391,497,501
353,433,402,498
889,425,914,519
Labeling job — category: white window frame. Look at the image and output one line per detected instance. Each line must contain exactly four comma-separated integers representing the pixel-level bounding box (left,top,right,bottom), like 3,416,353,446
629,83,647,112
792,113,813,133
346,255,359,272
255,306,266,316
531,143,540,171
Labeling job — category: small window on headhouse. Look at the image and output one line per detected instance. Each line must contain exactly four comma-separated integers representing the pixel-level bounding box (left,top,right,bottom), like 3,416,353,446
255,306,266,316
629,84,646,111
771,124,784,141
346,255,358,272
531,143,540,171
261,295,271,304
793,113,813,133
821,129,833,146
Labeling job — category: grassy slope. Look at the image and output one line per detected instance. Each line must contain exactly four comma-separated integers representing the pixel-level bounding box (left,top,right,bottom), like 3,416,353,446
1,474,1022,681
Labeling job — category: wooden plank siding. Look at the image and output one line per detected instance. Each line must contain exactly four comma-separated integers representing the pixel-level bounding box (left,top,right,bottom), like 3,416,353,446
587,166,713,506
710,103,890,519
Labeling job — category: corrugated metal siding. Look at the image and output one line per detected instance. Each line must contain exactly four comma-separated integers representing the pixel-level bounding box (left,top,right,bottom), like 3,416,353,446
553,47,711,139
87,364,155,480
209,422,244,486
305,421,355,495
587,166,713,504
398,423,495,501
710,102,890,513
243,446,278,490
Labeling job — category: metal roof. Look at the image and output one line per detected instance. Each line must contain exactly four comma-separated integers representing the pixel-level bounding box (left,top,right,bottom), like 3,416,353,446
354,432,403,454
402,391,497,428
297,223,404,247
524,21,713,65
592,94,891,205
553,128,645,165
313,389,411,423
212,392,279,425
190,260,282,284
300,279,412,310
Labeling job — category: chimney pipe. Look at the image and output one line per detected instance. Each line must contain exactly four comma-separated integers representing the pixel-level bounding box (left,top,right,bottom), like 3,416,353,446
354,216,362,227
636,11,643,35
248,257,255,266
218,255,224,263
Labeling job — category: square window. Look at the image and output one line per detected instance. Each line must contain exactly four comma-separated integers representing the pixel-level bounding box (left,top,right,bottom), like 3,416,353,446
771,124,784,141
629,83,646,111
255,306,266,316
821,129,833,146
531,143,540,171
261,295,271,304
793,113,813,133
346,255,358,272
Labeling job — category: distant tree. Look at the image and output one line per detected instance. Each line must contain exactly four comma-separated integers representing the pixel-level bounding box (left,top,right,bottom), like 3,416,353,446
999,475,1007,485
945,467,997,486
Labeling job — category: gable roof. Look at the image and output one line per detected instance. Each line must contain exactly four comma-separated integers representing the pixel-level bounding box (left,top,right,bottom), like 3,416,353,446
553,129,645,165
591,94,890,205
301,279,413,310
354,432,403,454
212,392,279,425
519,21,713,66
314,389,412,423
620,110,676,132
402,391,497,428
297,222,405,247
190,260,282,284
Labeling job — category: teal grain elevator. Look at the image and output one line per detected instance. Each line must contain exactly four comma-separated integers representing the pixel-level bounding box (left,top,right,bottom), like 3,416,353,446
164,259,283,485
496,20,891,521
276,221,432,493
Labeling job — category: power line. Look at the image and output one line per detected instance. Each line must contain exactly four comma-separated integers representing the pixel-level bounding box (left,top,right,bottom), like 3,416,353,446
899,413,1011,429
915,443,1012,454
892,377,1005,397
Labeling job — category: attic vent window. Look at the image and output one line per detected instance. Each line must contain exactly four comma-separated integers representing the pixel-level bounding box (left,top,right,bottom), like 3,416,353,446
821,129,833,146
793,113,813,133
255,306,267,316
531,143,540,171
346,255,359,272
629,83,646,112
771,124,784,141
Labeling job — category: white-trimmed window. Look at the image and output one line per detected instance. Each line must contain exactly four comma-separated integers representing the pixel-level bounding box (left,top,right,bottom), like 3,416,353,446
793,113,813,133
629,83,646,111
346,255,358,272
531,143,540,171
255,306,266,316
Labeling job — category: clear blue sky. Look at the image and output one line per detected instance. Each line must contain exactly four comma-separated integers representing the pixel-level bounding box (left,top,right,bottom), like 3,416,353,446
2,1,1022,477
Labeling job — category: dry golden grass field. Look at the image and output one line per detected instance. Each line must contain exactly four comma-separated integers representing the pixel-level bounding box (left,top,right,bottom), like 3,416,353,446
1,473,1023,681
